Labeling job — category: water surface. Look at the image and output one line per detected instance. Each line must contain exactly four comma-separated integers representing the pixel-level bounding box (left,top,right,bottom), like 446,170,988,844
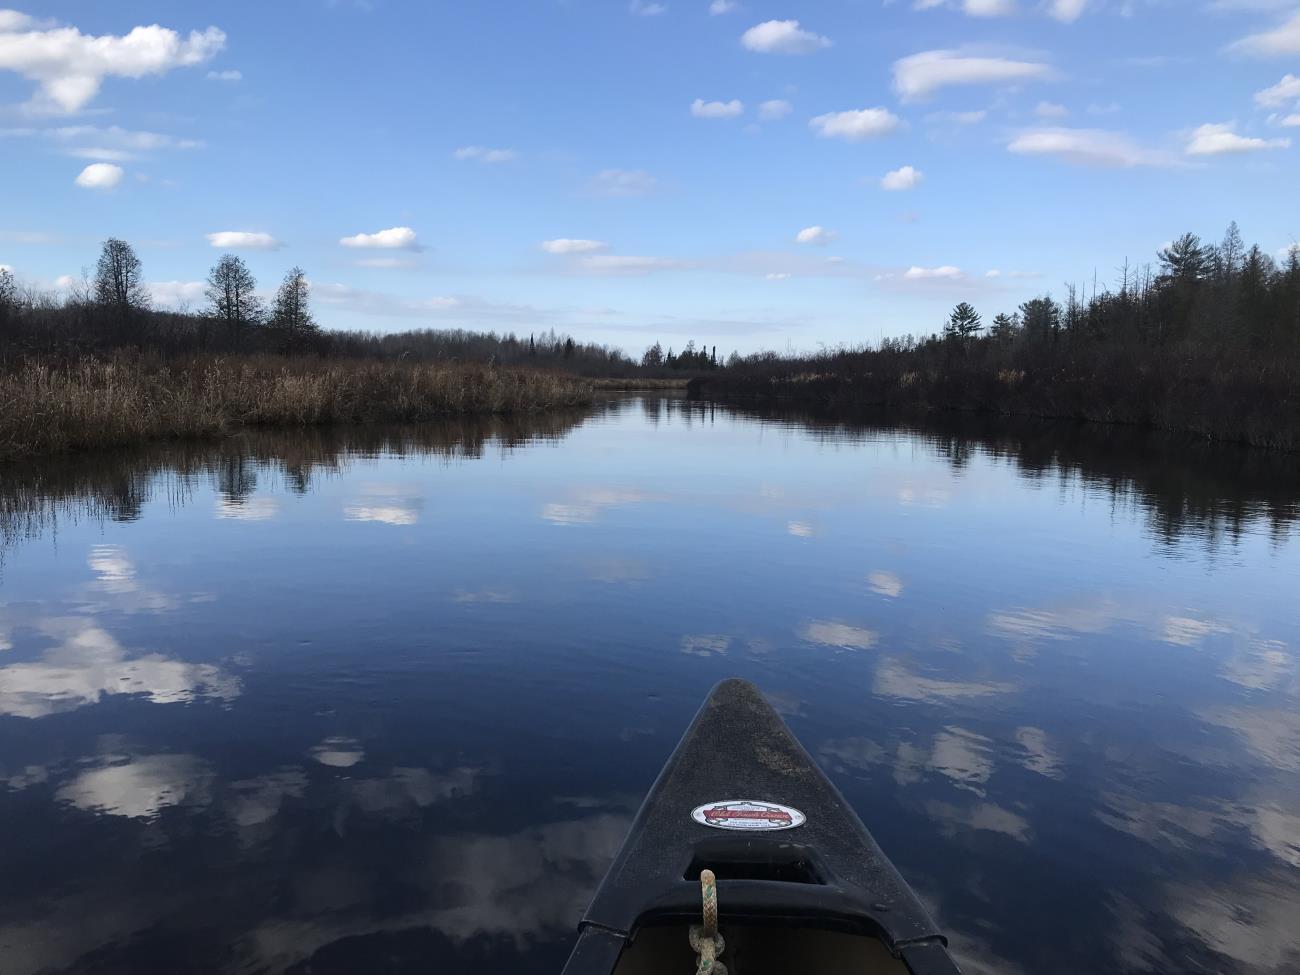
1,398,1298,974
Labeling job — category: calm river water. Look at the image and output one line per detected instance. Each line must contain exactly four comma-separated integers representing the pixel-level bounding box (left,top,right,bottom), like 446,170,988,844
1,396,1298,974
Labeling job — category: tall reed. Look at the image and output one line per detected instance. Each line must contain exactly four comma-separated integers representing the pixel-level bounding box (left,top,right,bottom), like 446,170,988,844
0,354,593,456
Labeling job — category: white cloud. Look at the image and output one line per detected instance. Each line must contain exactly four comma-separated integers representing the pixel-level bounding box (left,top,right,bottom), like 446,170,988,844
74,162,122,188
795,225,838,246
765,272,790,280
919,0,1018,15
150,280,205,309
629,0,667,14
709,0,738,12
882,165,923,190
205,230,280,250
758,99,792,120
542,238,609,254
339,226,420,250
904,265,964,279
893,49,1053,101
1185,122,1290,155
1035,100,1069,118
206,68,240,81
967,0,1017,13
691,97,743,119
1279,113,1300,127
740,19,831,55
1254,73,1300,108
1230,11,1300,57
1279,243,1300,262
0,15,225,113
452,145,517,163
589,168,657,197
1007,127,1177,167
0,12,42,31
1047,0,1088,23
809,107,901,141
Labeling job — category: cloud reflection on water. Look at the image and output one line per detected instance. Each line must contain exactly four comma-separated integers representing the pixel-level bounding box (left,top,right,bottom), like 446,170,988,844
56,754,214,820
800,620,878,650
0,619,240,719
872,657,1016,704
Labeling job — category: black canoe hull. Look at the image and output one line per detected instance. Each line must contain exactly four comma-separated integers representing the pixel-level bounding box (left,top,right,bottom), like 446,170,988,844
562,678,962,974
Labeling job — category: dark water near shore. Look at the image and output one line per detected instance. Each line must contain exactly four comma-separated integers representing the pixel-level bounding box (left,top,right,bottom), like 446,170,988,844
1,396,1298,975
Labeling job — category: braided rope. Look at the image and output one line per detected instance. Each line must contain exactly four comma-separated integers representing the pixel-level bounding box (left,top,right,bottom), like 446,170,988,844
689,869,727,974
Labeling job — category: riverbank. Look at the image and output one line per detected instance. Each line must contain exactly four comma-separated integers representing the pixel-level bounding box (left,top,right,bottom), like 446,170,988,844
0,354,593,457
591,377,690,391
689,345,1300,451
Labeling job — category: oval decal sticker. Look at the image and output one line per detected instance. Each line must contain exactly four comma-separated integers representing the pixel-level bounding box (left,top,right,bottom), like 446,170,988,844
691,799,806,831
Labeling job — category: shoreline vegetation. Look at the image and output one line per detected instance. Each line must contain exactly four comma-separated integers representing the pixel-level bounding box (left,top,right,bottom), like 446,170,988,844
591,377,690,391
3,224,1299,454
693,225,1300,451
0,355,591,458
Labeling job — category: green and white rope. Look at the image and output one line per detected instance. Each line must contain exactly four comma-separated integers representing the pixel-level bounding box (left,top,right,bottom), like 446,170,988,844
689,869,727,975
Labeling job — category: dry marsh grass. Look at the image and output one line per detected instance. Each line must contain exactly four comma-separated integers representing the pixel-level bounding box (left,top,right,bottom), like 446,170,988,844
590,377,690,390
0,354,593,457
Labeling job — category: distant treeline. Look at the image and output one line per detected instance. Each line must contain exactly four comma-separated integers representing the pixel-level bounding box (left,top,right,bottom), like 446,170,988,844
0,238,723,378
693,224,1300,450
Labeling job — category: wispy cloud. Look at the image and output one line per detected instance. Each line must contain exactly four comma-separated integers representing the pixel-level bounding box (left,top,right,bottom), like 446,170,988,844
588,168,658,197
1229,10,1300,57
205,231,281,250
542,238,609,254
453,145,517,163
809,108,901,141
339,226,421,250
1186,122,1290,155
740,19,831,54
577,255,691,275
893,49,1053,101
1007,127,1179,167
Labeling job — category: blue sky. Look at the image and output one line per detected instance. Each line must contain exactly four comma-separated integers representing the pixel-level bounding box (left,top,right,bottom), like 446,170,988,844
1,1,1298,355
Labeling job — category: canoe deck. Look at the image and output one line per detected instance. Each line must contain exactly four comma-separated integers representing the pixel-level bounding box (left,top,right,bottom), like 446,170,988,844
562,678,962,975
